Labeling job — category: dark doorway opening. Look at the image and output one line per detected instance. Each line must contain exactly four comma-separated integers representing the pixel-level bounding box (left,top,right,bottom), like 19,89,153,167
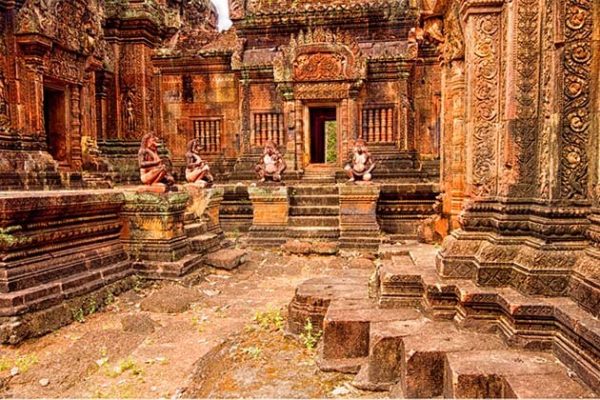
44,87,68,164
309,107,336,164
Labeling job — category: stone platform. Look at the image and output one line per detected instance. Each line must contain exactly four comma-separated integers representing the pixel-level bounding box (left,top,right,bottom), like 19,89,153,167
286,242,600,397
0,190,134,343
221,182,440,244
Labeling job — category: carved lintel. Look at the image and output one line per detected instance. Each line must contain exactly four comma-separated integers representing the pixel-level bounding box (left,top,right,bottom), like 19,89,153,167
16,33,52,64
460,0,505,19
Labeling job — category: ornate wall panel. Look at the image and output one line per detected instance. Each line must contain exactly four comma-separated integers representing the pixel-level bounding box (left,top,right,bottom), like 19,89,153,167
507,0,541,198
469,14,501,198
559,0,593,200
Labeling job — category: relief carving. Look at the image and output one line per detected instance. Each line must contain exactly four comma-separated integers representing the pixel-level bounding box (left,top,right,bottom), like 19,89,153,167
123,88,137,136
559,0,592,200
471,15,500,197
274,27,367,83
294,52,346,82
538,0,555,199
509,0,541,197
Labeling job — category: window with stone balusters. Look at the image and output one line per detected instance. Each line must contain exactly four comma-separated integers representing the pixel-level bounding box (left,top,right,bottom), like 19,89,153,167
252,112,285,147
193,117,223,153
361,106,395,143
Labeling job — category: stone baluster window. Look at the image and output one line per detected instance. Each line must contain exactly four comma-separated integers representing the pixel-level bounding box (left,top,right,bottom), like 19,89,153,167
252,112,285,147
362,106,395,143
193,117,222,153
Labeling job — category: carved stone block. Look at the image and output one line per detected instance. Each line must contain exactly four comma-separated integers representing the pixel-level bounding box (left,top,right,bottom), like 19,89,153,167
247,185,289,247
339,183,381,251
120,191,202,279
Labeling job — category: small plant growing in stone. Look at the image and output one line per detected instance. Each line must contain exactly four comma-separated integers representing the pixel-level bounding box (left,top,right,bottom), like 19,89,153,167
1,354,39,373
104,291,115,306
300,318,321,351
72,307,86,323
253,308,284,331
241,346,262,360
86,298,98,315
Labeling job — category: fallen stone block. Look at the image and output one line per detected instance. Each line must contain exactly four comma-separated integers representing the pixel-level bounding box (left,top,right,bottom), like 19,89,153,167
205,248,247,270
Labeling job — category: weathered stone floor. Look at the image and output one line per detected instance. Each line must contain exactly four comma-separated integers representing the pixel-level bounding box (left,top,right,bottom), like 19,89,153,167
0,240,379,398
0,238,597,398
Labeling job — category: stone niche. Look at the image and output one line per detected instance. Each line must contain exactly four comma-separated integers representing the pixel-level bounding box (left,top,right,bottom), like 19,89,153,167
0,190,134,344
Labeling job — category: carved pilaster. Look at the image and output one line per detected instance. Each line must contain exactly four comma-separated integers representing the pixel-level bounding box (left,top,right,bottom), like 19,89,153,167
70,84,82,169
558,0,593,200
240,75,251,152
441,61,466,230
501,0,542,198
462,1,504,199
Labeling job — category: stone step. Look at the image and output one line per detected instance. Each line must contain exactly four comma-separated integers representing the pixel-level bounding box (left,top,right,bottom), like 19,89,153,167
185,221,208,238
289,186,339,196
374,242,600,391
288,216,339,228
318,298,421,373
189,233,220,254
352,319,507,394
287,275,371,336
288,226,340,239
444,350,597,398
290,194,340,206
289,205,340,216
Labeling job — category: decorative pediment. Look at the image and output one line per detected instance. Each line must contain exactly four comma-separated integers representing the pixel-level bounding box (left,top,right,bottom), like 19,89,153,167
273,27,367,83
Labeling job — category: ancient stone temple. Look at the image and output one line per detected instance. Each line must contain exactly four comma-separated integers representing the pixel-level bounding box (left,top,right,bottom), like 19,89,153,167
0,0,598,398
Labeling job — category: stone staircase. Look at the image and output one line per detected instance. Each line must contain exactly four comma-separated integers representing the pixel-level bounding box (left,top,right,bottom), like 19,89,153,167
288,185,340,240
286,243,600,398
302,164,338,184
183,211,221,254
81,171,114,189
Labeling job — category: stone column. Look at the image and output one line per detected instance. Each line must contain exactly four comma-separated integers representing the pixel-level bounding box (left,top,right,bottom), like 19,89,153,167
69,84,83,170
240,74,251,152
438,0,595,297
294,99,304,170
247,186,289,247
441,61,466,231
121,191,203,279
282,88,297,170
339,184,381,252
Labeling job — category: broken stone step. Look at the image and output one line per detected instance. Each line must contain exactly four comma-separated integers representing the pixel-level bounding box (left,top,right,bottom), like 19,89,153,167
189,233,220,253
352,318,507,395
289,205,340,216
444,350,597,398
287,276,369,335
319,299,421,372
204,248,246,270
399,322,507,398
184,221,208,237
288,216,339,227
377,256,428,308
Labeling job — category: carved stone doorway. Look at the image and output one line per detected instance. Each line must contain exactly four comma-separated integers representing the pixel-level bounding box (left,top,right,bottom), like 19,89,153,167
44,86,68,166
309,107,336,164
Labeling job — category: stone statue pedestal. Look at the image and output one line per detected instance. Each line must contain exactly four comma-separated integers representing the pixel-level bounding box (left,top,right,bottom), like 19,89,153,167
183,184,225,254
339,183,381,252
121,191,202,279
247,185,289,247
